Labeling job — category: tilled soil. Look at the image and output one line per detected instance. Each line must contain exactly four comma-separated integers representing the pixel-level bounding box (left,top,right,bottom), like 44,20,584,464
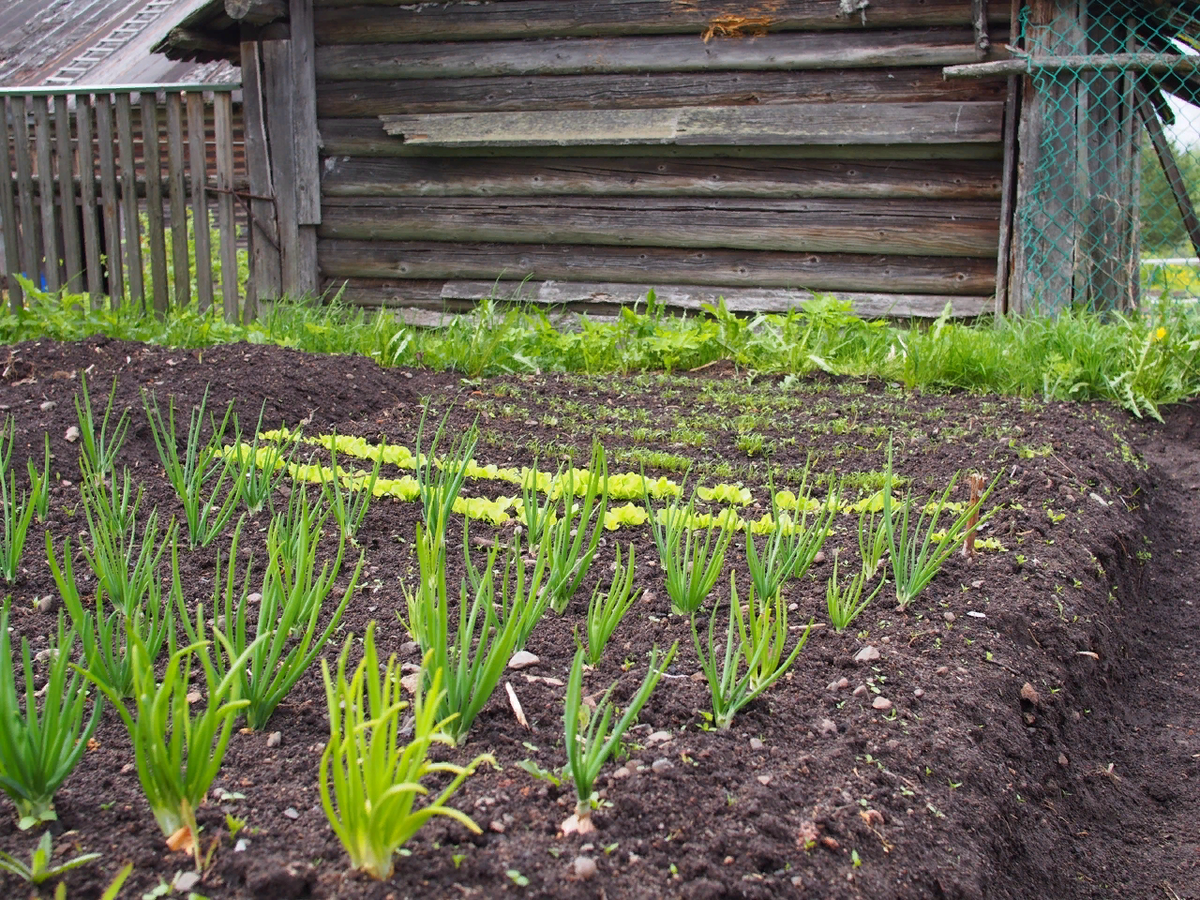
0,336,1196,900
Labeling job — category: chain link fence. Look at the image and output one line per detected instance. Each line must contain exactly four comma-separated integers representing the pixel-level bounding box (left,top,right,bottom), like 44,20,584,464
1012,0,1200,312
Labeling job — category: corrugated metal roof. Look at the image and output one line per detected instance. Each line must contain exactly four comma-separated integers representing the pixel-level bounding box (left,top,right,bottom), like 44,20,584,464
0,0,236,87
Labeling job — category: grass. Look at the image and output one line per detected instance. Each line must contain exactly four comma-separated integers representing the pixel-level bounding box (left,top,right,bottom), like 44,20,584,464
5,281,1200,419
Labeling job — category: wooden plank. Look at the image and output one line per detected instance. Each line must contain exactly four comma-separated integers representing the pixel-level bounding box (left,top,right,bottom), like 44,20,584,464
76,99,103,305
380,102,1004,149
322,156,1003,201
94,95,124,306
115,93,144,310
1138,88,1200,259
0,98,22,310
214,91,240,321
33,97,61,293
313,0,1013,43
54,96,83,294
291,0,322,227
240,37,280,314
317,64,1010,118
12,98,40,290
263,38,303,297
141,94,170,316
333,276,992,319
187,91,215,312
227,0,288,23
994,74,1019,314
165,91,191,309
321,116,1006,160
319,196,999,257
318,239,997,294
318,29,999,81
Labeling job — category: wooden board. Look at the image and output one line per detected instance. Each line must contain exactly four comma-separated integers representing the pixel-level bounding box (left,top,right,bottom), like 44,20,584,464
165,92,191,309
241,38,281,313
187,92,215,312
0,99,21,309
321,156,1002,201
215,91,240,321
116,94,145,310
54,98,83,294
313,0,1013,43
316,64,1009,118
141,94,169,316
32,98,60,293
318,28,998,81
317,239,997,294
94,95,124,306
319,196,999,257
76,100,103,305
323,116,1006,159
380,102,1003,149
331,276,993,319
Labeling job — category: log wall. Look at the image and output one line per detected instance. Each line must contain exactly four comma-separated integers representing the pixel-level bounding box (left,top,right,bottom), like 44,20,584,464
312,0,1013,319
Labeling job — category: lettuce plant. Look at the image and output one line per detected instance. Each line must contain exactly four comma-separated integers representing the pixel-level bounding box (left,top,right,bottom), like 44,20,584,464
320,624,494,880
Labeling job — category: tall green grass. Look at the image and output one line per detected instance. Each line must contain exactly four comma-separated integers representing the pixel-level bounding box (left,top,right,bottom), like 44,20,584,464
4,281,1200,419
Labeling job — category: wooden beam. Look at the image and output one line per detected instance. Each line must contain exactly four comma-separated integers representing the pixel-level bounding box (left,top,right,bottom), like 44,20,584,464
240,37,281,313
380,102,1004,149
317,239,997,294
0,98,21,310
167,27,236,57
226,0,288,24
318,29,999,81
319,196,1000,258
1137,87,1200,259
313,0,1013,44
291,0,321,295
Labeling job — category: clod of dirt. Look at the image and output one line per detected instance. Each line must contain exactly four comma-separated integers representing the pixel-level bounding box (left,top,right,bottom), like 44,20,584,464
1020,682,1041,705
819,718,838,736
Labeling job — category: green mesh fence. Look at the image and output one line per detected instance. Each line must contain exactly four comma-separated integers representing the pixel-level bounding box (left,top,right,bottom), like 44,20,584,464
1013,0,1200,313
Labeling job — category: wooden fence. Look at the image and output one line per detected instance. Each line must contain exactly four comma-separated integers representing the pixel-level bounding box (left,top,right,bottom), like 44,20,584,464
0,84,252,320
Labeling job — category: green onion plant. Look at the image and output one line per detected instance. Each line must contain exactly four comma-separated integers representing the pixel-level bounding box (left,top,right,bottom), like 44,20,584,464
545,441,608,614
562,643,677,834
414,409,478,546
518,457,556,539
0,602,102,830
692,574,812,730
576,543,640,665
743,470,826,601
644,480,733,615
26,433,50,524
142,387,244,549
0,417,36,583
857,504,889,579
73,373,130,476
235,404,300,515
321,434,382,543
320,624,494,880
826,555,884,632
0,830,100,885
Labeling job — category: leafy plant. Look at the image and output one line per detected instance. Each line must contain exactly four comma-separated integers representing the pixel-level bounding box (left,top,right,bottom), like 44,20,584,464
0,601,102,830
0,830,100,885
142,387,244,548
320,624,494,880
576,543,640,665
882,442,998,609
320,432,382,543
691,574,812,730
644,480,734,615
544,441,608,613
0,417,36,583
177,517,363,731
826,556,884,632
562,643,677,834
48,532,174,700
404,525,525,743
73,372,130,476
77,631,259,869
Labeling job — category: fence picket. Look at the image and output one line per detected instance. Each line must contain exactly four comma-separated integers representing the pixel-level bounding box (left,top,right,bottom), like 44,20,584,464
0,98,22,310
214,91,239,321
32,97,60,293
54,97,83,293
141,93,169,315
115,93,144,310
187,91,214,313
75,98,103,305
165,91,190,309
94,94,124,305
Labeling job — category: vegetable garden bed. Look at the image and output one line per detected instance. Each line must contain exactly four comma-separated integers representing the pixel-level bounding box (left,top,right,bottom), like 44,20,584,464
0,336,1196,900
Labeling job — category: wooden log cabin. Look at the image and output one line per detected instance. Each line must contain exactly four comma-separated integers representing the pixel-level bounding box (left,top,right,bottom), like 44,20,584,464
153,0,1031,319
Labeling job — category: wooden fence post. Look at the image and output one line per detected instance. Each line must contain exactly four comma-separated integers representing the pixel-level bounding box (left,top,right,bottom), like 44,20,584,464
54,96,84,294
290,0,321,297
0,98,22,310
75,97,103,305
240,35,281,316
187,91,215,312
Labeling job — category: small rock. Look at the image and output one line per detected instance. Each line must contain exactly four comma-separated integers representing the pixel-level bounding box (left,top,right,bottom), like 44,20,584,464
690,671,707,682
943,611,956,623
651,758,673,774
819,718,838,737
173,872,201,892
283,807,299,820
813,551,826,565
966,610,987,619
861,808,885,827
39,400,56,412
820,835,840,851
64,426,80,443
247,592,262,605
646,730,673,746
756,775,772,786
1058,753,1069,767
854,645,880,663
1089,492,1109,508
37,595,57,614
234,838,249,852
508,650,540,670
401,641,420,654
612,766,631,779
828,676,850,692
913,688,925,699
267,731,282,748
971,580,984,589
936,666,949,675
749,737,764,751
400,673,420,694
574,855,597,880
853,685,868,697
1020,682,1040,705
724,855,735,865
489,820,505,834
797,820,819,849
186,690,202,704
872,696,893,712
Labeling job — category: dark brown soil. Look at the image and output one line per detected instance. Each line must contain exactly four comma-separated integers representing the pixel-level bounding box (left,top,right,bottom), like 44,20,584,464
0,336,1197,900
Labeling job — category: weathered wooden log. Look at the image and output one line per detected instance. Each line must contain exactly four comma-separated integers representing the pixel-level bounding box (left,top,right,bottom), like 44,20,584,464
317,239,996,294
226,0,288,24
313,0,1012,44
320,156,1002,201
319,196,999,258
167,27,235,57
330,276,994,320
317,28,1002,81
317,64,1009,118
